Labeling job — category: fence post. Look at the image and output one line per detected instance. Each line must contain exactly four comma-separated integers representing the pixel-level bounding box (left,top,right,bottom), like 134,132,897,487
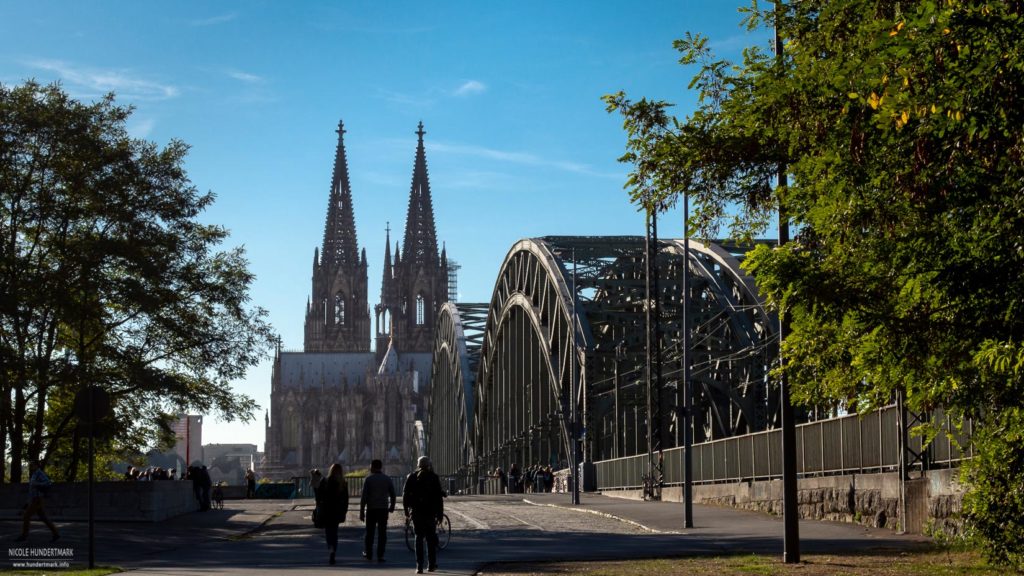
819,421,825,475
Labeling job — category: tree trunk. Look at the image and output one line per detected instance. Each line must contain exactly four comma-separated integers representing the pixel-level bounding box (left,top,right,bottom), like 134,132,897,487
65,427,81,482
30,383,48,464
10,386,26,483
0,374,8,484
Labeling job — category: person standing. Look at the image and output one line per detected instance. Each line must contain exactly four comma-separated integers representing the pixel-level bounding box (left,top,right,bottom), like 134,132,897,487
197,465,213,511
321,464,349,565
16,461,59,542
508,463,521,493
359,458,396,562
402,456,444,574
245,469,257,498
495,467,507,494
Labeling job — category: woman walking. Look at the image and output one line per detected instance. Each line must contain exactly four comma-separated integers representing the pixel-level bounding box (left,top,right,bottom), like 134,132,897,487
321,464,349,565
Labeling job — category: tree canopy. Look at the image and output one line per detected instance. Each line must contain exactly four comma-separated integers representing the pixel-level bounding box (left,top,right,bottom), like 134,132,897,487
606,0,1024,567
1,81,275,483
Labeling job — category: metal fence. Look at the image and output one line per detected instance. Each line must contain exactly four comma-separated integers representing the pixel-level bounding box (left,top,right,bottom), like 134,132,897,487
294,475,407,498
595,405,974,490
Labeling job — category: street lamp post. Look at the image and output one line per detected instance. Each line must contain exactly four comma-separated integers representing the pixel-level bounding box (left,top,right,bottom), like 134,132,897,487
682,191,694,529
775,0,801,563
570,248,581,506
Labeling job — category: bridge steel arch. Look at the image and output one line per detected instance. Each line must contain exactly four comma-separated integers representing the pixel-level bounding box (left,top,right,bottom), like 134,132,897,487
426,302,487,478
472,238,590,478
427,236,779,481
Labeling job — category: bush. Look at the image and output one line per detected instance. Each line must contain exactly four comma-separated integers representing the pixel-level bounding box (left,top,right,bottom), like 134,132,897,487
962,409,1024,570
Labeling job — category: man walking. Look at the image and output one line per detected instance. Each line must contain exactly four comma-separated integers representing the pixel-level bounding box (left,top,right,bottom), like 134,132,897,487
16,461,59,542
359,459,396,562
403,456,444,574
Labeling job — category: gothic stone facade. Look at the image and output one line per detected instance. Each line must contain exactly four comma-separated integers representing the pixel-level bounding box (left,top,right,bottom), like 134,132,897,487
264,121,447,479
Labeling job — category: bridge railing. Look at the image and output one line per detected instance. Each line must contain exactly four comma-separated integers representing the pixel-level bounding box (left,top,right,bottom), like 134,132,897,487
595,405,973,490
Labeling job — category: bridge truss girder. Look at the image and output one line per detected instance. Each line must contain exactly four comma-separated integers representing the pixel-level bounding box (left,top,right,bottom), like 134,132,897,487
426,302,487,478
427,236,779,478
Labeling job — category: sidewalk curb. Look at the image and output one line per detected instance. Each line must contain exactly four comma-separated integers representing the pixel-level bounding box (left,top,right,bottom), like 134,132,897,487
522,498,679,535
228,508,288,541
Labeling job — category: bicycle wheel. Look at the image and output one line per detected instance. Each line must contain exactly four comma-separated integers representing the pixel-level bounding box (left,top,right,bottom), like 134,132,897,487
436,514,451,550
405,517,415,552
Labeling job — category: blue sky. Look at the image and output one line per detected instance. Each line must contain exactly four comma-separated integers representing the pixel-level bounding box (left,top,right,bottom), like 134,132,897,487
1,1,770,451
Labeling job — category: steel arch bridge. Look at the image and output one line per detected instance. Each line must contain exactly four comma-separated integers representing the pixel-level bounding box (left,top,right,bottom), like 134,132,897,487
425,236,779,480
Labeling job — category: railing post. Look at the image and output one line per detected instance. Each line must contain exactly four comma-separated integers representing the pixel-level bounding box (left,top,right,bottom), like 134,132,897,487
897,390,908,534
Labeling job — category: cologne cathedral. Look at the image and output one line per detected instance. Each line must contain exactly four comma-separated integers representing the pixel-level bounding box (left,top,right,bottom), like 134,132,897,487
263,121,449,478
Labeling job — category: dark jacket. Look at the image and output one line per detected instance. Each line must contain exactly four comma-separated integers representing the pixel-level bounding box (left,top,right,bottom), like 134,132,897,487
360,471,396,513
320,476,349,525
402,468,444,519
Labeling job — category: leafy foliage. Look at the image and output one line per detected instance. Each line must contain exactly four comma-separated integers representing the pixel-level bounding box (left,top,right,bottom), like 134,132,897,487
1,81,275,481
606,0,1024,567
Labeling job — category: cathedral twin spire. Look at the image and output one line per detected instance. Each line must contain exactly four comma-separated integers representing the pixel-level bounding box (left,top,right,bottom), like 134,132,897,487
306,120,446,354
402,122,440,267
321,121,363,269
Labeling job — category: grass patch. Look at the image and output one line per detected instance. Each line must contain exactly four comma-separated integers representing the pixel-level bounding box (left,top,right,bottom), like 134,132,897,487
0,567,120,576
479,548,1013,575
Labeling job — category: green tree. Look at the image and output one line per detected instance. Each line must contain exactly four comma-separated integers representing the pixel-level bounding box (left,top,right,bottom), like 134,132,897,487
1,81,275,482
605,0,1024,566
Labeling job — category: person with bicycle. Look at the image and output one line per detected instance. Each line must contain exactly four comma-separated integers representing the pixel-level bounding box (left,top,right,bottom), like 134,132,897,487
402,456,444,574
359,458,395,563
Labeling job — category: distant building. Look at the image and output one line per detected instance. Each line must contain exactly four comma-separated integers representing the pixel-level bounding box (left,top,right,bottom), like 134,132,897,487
263,121,448,479
169,414,204,469
204,443,258,485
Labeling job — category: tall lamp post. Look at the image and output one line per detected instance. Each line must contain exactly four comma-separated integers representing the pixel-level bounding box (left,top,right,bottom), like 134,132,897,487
570,248,581,505
775,0,801,563
682,191,694,529
569,247,585,502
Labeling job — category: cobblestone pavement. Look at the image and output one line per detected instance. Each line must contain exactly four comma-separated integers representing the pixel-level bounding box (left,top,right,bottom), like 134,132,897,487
3,494,928,575
444,497,650,536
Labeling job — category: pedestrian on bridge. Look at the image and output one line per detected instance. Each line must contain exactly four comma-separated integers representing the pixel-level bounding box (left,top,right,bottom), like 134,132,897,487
359,458,395,562
403,456,444,574
509,463,521,493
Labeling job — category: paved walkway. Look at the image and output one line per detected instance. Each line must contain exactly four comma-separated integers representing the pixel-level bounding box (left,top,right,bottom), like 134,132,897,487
2,494,930,574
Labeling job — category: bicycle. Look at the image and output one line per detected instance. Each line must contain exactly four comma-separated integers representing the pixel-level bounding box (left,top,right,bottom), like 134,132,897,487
404,513,451,552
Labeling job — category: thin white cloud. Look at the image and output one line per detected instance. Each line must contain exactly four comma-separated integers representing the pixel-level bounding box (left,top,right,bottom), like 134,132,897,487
376,88,435,109
25,59,179,100
126,117,155,138
376,80,485,108
227,69,265,84
190,13,237,27
453,80,486,97
430,141,623,180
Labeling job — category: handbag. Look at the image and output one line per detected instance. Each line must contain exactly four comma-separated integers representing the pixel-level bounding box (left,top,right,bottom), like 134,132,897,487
312,505,324,528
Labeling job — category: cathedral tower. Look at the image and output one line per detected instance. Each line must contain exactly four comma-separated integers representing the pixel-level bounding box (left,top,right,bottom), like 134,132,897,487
375,122,448,354
305,120,371,352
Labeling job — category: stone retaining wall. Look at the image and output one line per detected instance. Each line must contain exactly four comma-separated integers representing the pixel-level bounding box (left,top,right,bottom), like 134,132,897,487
604,468,963,535
1,480,199,522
